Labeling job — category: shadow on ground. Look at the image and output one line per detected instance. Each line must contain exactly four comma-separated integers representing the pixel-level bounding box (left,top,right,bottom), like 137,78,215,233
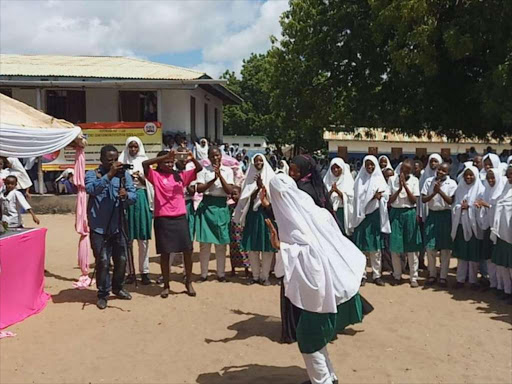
196,364,308,384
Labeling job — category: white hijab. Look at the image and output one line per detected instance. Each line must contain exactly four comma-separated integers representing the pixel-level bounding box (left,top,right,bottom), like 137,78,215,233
451,166,485,241
352,155,391,233
276,159,289,175
491,179,512,244
378,155,392,170
233,154,275,226
480,153,501,179
270,174,365,314
195,139,209,161
507,155,512,165
478,168,507,230
418,154,442,218
323,158,354,233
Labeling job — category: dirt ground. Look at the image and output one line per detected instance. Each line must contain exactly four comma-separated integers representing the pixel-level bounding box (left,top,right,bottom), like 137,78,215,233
1,214,511,384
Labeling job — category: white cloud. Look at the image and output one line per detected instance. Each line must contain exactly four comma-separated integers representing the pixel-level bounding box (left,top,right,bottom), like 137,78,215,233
0,0,289,77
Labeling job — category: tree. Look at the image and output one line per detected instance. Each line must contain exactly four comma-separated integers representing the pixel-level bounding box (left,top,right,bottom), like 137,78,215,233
269,0,512,146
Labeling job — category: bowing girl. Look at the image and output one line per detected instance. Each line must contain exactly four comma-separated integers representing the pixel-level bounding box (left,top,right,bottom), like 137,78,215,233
234,154,276,285
323,157,355,236
388,159,423,287
451,166,485,289
352,155,391,286
119,137,153,285
195,146,235,282
421,162,457,287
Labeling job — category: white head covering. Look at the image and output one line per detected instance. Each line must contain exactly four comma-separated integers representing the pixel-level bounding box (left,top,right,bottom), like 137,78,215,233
478,168,507,230
507,155,512,165
419,154,442,189
233,153,275,226
378,155,392,170
195,138,209,161
480,153,501,179
451,166,485,241
323,158,354,232
276,159,289,175
56,168,74,182
491,177,512,244
269,173,365,313
352,155,391,233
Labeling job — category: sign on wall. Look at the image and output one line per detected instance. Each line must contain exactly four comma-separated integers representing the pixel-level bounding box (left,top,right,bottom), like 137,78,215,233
42,122,163,171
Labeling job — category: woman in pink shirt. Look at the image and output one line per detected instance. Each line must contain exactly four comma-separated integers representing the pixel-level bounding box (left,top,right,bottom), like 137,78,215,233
143,150,203,298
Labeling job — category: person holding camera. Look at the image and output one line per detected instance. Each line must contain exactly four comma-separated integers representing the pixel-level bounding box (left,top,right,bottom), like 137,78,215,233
143,149,203,298
85,145,137,310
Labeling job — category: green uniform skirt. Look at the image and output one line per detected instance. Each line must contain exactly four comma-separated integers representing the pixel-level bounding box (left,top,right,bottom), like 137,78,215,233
186,199,196,242
241,204,275,252
335,208,346,236
195,195,231,245
127,188,152,241
481,229,493,260
424,210,452,251
353,209,382,252
492,238,512,268
389,207,422,253
296,293,364,354
452,225,483,262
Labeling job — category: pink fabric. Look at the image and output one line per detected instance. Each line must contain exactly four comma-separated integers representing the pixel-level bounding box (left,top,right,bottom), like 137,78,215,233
0,228,51,329
74,147,91,280
147,168,197,217
0,331,16,339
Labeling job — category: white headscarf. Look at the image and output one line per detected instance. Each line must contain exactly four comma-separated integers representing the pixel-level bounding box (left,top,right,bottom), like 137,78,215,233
323,158,355,233
418,154,442,218
491,178,512,244
480,153,501,179
118,136,154,209
276,159,289,175
269,173,365,313
478,168,507,230
352,155,391,233
233,153,275,226
378,155,392,170
195,138,209,161
507,155,512,165
451,166,485,241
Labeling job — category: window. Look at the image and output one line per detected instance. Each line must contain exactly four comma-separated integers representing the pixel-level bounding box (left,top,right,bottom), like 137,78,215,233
204,104,209,139
391,147,402,160
441,148,451,159
254,143,262,147
214,107,219,142
243,143,251,147
368,147,378,155
119,91,157,122
0,88,12,97
190,96,196,141
416,148,427,158
337,146,348,160
46,90,86,124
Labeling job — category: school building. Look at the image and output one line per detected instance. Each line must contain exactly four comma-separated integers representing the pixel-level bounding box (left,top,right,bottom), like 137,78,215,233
0,54,242,143
324,128,512,160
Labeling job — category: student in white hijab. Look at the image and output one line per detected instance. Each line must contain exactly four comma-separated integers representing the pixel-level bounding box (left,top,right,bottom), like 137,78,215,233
490,167,512,302
351,155,391,286
451,166,485,289
481,153,502,179
233,154,276,285
195,138,209,161
378,155,393,171
421,162,457,287
266,173,370,384
418,154,442,218
323,158,354,236
119,136,153,285
476,168,507,291
276,159,289,175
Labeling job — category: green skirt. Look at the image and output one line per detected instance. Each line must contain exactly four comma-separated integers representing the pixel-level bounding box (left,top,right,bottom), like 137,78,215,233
424,210,452,251
195,195,231,245
127,188,152,241
297,293,364,354
492,238,512,268
353,209,382,252
186,199,196,242
481,229,493,260
452,225,483,262
241,205,275,252
335,208,346,236
388,207,422,253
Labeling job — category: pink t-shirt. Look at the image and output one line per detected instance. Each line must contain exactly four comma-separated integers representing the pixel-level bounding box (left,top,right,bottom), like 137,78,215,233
146,168,197,218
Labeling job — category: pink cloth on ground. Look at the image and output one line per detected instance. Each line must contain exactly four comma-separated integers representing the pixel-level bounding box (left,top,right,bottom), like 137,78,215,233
0,228,51,329
0,331,16,339
146,167,197,217
74,147,91,282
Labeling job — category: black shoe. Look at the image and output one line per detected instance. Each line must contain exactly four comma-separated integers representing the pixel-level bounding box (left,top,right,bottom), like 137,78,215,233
438,279,448,288
96,298,107,310
217,276,227,283
425,277,437,286
141,274,151,285
360,278,366,287
501,293,512,301
113,289,132,300
454,282,465,289
125,274,136,284
261,279,271,286
198,276,208,282
390,278,400,286
374,278,385,286
248,279,259,286
470,283,480,291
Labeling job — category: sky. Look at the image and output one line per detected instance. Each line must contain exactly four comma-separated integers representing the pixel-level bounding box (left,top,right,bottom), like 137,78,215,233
0,0,289,77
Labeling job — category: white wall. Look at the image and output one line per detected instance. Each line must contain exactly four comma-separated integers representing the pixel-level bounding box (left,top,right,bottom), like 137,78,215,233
85,89,118,122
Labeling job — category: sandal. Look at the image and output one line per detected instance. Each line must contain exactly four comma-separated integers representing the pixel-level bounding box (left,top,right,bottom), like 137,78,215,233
160,288,169,298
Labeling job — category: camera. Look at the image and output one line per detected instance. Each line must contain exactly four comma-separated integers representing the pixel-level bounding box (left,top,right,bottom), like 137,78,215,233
122,164,134,170
175,153,188,162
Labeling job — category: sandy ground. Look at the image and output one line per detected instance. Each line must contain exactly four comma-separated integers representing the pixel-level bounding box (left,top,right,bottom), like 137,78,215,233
1,214,511,384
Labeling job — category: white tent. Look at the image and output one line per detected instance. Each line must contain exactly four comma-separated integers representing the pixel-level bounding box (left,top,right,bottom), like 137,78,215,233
0,93,83,158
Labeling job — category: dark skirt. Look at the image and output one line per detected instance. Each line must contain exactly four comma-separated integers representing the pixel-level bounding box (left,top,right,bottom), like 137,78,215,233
154,215,193,254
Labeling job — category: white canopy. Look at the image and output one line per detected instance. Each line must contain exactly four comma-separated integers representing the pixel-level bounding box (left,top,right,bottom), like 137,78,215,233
0,94,83,158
